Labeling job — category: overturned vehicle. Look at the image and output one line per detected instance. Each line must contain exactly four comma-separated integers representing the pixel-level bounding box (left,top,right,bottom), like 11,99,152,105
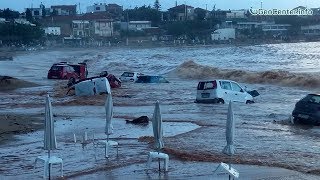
69,76,111,96
67,71,121,96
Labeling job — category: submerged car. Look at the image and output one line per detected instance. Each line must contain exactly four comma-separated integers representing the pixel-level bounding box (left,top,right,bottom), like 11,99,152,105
47,64,79,80
47,62,87,80
292,94,320,125
120,72,144,82
195,79,254,104
135,75,169,83
99,71,121,88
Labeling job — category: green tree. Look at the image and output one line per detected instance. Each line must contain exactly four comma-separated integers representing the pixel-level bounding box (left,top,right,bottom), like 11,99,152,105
164,20,212,38
0,23,44,45
124,5,161,26
25,8,33,22
154,0,161,11
195,8,206,21
0,8,19,19
41,5,46,18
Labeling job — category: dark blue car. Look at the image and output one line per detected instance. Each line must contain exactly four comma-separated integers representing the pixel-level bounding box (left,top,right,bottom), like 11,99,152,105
292,94,320,125
135,75,169,83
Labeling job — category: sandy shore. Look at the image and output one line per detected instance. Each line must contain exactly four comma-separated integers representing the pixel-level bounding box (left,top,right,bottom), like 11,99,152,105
0,76,39,91
0,113,43,144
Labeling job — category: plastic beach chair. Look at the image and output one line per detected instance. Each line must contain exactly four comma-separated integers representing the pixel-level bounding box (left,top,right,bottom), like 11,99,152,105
213,162,239,179
146,152,169,171
94,140,119,158
34,155,63,178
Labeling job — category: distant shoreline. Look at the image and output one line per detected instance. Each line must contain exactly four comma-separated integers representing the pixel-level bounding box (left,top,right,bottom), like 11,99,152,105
0,39,318,58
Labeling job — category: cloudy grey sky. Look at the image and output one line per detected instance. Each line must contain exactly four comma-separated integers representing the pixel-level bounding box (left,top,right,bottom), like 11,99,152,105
0,0,319,12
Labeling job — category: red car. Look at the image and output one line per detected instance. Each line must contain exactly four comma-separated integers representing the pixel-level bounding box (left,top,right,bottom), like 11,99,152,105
47,62,88,80
99,71,121,88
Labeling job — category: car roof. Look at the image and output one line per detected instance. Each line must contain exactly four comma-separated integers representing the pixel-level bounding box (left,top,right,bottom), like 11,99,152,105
307,93,320,96
139,75,163,77
198,79,238,83
53,64,69,67
123,71,140,73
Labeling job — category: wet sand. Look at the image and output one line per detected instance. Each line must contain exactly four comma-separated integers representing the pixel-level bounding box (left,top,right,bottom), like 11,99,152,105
0,113,42,144
0,76,38,91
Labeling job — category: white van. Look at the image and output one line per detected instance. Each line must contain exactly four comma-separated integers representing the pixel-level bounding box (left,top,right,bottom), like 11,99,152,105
195,79,254,104
119,72,144,82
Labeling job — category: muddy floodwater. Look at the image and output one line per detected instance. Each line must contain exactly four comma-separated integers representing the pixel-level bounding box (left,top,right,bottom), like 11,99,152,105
1,43,320,179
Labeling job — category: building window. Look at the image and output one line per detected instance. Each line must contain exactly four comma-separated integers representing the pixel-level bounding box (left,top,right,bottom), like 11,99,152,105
96,7,100,11
73,24,78,28
34,10,40,16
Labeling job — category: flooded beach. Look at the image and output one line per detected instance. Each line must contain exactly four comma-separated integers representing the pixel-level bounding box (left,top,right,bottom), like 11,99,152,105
1,42,320,179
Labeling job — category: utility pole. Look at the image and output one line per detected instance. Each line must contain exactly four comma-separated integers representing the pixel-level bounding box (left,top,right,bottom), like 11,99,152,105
260,1,263,9
184,1,187,21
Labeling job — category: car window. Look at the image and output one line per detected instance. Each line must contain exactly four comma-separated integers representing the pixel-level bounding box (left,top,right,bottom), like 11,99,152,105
121,72,134,77
220,81,232,90
303,95,320,104
231,82,242,92
205,81,217,89
51,66,62,71
197,82,205,90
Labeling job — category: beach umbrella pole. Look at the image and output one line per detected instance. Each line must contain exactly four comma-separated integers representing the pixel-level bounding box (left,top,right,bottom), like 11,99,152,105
48,150,51,180
229,155,232,180
158,149,160,172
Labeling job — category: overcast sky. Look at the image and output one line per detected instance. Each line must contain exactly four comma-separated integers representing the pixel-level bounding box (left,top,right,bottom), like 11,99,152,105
1,0,320,12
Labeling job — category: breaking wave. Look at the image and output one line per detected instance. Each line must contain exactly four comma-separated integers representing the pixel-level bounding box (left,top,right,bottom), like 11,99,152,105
169,60,320,88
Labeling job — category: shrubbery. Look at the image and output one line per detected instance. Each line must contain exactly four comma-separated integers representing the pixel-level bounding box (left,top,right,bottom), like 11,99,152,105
0,23,44,45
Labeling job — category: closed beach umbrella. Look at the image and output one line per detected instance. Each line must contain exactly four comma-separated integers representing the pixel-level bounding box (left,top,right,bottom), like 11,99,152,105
152,101,164,151
105,93,113,140
44,94,57,152
223,101,235,156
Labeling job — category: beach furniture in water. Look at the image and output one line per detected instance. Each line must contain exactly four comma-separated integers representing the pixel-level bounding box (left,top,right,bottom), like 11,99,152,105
146,101,169,172
34,95,63,178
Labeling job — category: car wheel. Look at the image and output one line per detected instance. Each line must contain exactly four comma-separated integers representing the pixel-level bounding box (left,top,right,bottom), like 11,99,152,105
217,98,225,104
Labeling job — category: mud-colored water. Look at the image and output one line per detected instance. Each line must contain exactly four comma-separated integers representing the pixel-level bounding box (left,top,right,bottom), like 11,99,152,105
170,60,320,88
0,43,320,178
